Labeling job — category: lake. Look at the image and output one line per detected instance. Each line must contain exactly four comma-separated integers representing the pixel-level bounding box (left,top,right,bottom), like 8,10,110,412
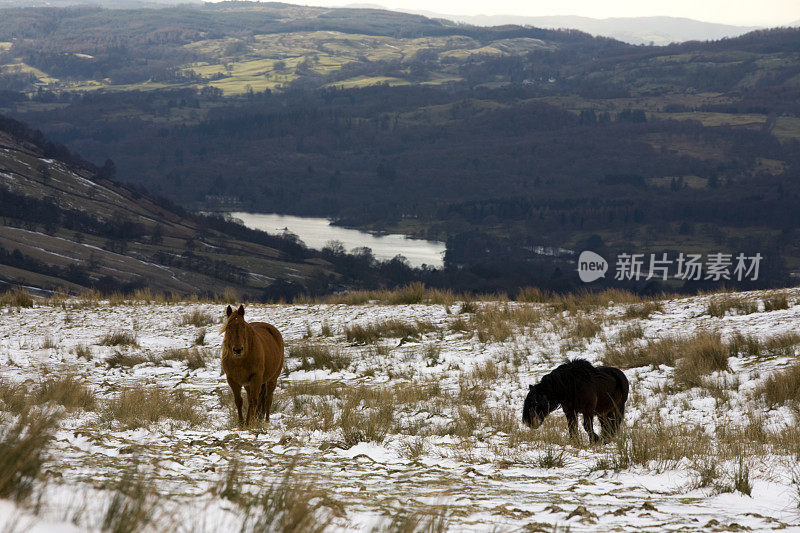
230,212,445,268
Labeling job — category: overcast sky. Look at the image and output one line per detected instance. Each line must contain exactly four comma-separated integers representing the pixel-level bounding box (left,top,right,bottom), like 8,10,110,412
300,0,800,27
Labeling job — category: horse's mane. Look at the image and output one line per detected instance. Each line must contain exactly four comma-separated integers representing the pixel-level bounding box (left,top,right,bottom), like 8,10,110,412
540,358,599,403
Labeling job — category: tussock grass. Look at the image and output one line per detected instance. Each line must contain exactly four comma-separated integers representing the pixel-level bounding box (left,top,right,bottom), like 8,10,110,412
603,337,680,369
289,343,351,371
472,304,543,343
550,289,646,314
306,282,456,306
0,407,61,502
234,459,334,533
101,470,160,533
604,331,728,385
763,331,800,356
0,288,34,308
515,286,547,303
344,319,437,344
162,347,208,370
36,374,96,411
377,506,449,533
339,386,394,446
616,324,644,344
763,293,789,312
0,381,30,415
99,331,139,347
567,315,603,340
673,332,729,389
536,446,566,468
41,334,58,349
178,308,216,327
727,331,761,357
106,351,151,368
74,343,92,359
103,386,206,428
613,419,711,470
757,362,800,407
623,301,663,319
706,295,758,317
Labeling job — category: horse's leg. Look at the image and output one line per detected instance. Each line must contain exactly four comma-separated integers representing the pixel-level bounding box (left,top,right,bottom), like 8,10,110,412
263,378,278,422
564,408,579,440
583,413,600,444
227,377,244,427
258,383,267,420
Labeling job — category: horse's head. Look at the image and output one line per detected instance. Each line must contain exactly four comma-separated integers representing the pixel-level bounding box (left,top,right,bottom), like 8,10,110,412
522,383,555,429
222,304,249,357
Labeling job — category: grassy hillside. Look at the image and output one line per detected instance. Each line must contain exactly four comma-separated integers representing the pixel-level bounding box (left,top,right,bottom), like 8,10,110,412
0,116,337,296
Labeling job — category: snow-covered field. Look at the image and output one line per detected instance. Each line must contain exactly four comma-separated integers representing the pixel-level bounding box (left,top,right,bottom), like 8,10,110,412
1,289,799,532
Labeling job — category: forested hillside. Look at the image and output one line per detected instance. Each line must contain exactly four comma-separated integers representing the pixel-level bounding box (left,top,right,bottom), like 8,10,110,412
1,3,799,292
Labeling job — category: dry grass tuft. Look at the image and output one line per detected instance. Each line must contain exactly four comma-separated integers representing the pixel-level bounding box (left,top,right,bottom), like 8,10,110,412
99,331,139,347
673,331,729,389
36,374,96,411
706,295,758,317
344,319,437,344
623,301,663,319
178,308,216,327
101,470,161,533
0,288,34,308
289,343,351,371
613,419,711,470
616,324,644,344
162,347,208,370
106,351,151,368
727,331,761,357
103,386,206,428
0,407,61,502
763,293,790,312
756,362,800,407
338,387,394,446
763,331,800,356
567,314,603,340
604,331,728,387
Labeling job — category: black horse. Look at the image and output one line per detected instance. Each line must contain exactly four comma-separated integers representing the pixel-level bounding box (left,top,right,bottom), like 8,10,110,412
522,359,629,443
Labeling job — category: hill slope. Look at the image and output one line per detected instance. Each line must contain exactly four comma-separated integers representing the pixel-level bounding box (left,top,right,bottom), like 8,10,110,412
0,115,332,296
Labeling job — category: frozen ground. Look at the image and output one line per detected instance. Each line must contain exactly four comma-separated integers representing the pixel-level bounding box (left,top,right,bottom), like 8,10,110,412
1,289,799,531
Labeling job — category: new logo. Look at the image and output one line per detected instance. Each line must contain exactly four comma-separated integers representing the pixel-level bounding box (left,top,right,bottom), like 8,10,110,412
577,251,608,283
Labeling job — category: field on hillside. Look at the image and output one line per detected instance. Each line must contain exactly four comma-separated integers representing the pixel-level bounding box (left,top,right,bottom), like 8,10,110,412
1,288,799,531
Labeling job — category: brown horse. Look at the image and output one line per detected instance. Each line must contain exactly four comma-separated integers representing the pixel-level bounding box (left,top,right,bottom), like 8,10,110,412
221,304,284,427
